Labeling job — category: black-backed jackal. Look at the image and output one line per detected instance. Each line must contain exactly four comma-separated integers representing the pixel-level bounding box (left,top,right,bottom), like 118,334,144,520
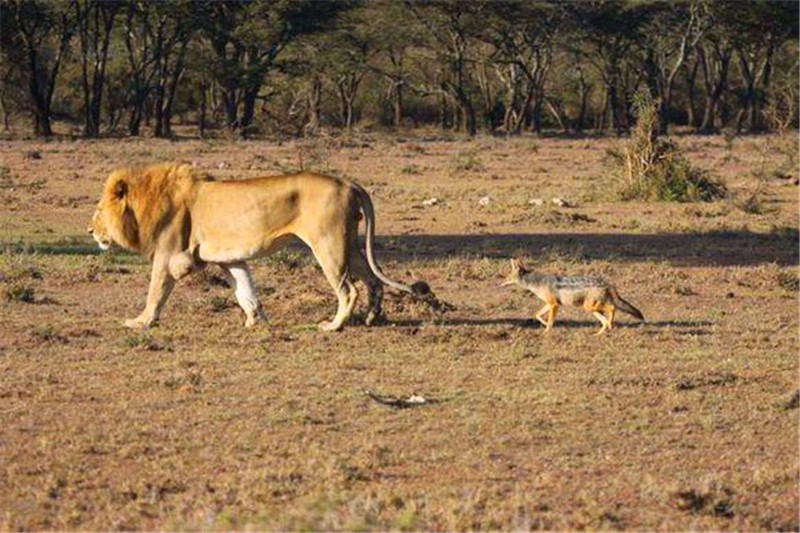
501,258,644,334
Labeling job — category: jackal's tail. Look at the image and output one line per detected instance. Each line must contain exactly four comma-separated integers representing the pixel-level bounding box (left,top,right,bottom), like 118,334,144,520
610,287,645,321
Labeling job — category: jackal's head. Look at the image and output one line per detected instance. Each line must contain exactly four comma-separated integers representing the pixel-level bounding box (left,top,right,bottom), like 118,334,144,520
501,258,526,286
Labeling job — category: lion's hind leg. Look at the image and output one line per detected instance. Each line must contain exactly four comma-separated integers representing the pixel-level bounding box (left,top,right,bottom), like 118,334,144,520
224,262,266,328
349,248,383,326
308,236,358,332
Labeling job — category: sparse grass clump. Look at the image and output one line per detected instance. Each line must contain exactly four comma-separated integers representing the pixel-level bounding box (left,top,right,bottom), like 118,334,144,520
123,332,172,351
400,164,422,175
611,93,726,202
451,151,485,173
4,283,35,303
776,270,799,293
30,325,68,344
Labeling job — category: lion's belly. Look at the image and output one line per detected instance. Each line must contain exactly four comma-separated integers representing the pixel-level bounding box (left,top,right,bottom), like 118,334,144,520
190,183,302,263
197,237,292,263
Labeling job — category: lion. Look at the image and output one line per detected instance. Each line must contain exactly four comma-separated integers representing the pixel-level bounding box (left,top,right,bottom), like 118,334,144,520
88,163,427,331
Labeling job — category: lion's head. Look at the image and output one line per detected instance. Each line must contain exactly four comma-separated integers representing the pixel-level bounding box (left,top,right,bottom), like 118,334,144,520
88,169,141,251
88,163,198,254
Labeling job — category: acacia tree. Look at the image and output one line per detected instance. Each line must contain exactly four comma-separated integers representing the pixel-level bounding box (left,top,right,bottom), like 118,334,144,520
568,1,650,134
121,1,191,137
726,1,799,133
200,1,342,137
321,8,378,130
692,2,735,133
483,1,563,134
405,0,485,136
150,3,192,137
366,2,421,128
75,0,121,138
1,0,76,136
642,1,705,134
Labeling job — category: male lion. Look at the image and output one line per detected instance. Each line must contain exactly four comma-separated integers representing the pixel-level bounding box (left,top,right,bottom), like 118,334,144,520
88,163,424,331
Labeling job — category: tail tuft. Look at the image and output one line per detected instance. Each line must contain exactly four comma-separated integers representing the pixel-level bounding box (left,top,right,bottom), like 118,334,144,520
411,280,431,296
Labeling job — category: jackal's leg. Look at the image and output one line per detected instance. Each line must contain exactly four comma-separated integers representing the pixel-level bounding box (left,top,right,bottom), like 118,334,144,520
534,304,550,327
545,303,558,332
603,304,616,330
592,311,610,335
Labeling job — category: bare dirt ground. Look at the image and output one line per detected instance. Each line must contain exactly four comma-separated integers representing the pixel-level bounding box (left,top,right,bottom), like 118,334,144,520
0,131,798,531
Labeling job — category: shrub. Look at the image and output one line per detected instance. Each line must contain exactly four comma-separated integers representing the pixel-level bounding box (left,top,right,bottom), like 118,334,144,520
4,283,35,303
762,83,799,181
451,151,485,173
612,92,726,202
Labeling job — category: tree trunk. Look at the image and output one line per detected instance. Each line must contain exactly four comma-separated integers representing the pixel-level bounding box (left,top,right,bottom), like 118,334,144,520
199,82,207,138
26,50,53,137
393,81,403,127
0,87,9,132
128,88,146,136
531,94,543,134
439,90,449,130
683,60,698,128
305,75,322,135
545,98,568,134
240,86,259,136
697,43,731,134
461,99,476,136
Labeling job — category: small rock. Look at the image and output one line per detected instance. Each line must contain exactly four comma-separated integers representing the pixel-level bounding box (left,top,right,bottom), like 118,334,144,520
552,197,570,207
528,198,544,206
217,162,228,170
421,197,440,207
478,196,491,206
25,150,42,160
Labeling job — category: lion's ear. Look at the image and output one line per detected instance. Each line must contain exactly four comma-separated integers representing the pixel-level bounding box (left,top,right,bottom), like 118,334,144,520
113,180,128,200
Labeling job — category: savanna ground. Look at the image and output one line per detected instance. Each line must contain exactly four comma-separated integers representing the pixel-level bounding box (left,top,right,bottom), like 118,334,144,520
0,129,798,531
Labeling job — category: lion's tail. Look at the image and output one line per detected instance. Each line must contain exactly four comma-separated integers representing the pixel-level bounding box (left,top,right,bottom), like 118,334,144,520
352,183,417,295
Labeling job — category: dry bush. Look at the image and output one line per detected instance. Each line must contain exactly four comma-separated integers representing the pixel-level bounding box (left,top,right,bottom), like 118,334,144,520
761,83,799,182
450,150,485,174
610,92,726,202
4,283,35,303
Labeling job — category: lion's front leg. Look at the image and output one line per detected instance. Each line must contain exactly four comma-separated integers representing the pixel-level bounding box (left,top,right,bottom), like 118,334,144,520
125,253,175,329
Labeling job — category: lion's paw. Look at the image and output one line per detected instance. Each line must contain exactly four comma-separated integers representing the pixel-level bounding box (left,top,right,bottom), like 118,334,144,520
124,317,153,330
364,311,385,327
318,320,343,332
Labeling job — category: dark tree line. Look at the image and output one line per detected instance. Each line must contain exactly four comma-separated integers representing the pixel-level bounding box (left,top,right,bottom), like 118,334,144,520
1,0,797,138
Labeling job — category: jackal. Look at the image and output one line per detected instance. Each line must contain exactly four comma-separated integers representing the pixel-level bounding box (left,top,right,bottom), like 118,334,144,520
501,258,644,334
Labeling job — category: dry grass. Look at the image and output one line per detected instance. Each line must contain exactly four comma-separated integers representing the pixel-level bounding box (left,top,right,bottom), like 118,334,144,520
0,131,797,531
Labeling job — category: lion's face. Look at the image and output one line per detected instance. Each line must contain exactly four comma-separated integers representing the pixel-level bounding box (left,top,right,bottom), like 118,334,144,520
88,208,113,250
88,174,140,251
